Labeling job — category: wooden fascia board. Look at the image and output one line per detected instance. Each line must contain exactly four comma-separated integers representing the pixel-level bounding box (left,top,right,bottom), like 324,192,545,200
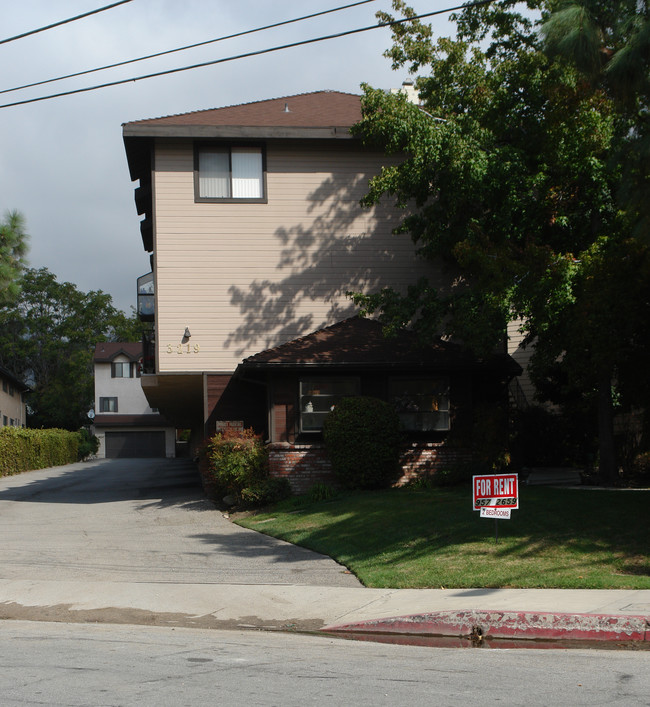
122,125,354,140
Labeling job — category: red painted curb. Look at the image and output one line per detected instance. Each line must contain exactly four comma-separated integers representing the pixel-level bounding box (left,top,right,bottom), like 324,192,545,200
323,610,650,643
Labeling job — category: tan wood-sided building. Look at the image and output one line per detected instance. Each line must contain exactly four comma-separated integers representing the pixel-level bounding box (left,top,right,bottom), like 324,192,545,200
123,91,520,492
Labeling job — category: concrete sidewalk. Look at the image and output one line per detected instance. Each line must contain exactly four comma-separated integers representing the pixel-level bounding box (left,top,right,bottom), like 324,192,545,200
0,580,647,643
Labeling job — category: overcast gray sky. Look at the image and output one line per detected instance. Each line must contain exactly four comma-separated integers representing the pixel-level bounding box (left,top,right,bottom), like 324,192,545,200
0,0,452,313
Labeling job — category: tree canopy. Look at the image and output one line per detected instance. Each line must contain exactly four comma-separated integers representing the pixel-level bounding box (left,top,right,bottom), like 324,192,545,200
0,267,141,430
351,0,650,480
0,210,29,306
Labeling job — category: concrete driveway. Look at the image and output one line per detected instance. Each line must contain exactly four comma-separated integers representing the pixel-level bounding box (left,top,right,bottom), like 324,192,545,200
0,458,360,587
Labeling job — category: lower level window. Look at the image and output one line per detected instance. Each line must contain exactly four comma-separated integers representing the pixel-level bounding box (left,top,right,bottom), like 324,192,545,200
300,377,359,432
389,378,450,431
99,397,118,413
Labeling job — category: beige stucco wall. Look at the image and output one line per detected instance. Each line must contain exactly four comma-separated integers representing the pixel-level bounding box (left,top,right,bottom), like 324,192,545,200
93,356,175,458
151,139,439,373
94,355,155,415
0,379,26,427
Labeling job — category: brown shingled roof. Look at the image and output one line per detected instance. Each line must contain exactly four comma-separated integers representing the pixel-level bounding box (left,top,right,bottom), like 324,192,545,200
241,317,521,375
93,342,142,363
124,91,361,129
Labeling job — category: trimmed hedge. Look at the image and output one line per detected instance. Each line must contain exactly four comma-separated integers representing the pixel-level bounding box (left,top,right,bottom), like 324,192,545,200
0,428,80,476
323,396,402,489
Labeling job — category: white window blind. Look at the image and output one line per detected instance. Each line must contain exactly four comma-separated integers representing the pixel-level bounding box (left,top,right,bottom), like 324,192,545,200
231,148,263,198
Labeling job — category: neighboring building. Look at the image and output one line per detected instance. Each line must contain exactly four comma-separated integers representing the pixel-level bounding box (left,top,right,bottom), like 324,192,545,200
0,365,29,428
92,343,176,458
122,91,520,490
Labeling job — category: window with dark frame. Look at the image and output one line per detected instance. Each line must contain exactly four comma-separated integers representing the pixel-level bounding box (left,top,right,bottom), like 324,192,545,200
99,397,118,413
111,362,132,378
389,378,450,431
195,144,266,202
299,377,360,433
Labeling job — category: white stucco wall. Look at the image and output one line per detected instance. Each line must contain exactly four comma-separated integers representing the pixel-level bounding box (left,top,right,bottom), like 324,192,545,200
93,355,176,458
94,356,153,415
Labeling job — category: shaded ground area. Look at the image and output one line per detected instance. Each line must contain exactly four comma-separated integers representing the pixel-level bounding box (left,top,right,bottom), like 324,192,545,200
0,458,360,587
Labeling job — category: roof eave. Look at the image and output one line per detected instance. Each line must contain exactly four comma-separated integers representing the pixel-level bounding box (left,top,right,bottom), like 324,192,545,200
238,359,522,375
122,125,355,140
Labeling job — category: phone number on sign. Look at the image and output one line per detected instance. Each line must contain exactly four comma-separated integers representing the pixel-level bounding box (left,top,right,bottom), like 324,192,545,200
474,497,517,507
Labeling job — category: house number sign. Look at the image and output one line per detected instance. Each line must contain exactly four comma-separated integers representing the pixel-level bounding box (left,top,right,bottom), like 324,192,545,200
166,343,201,354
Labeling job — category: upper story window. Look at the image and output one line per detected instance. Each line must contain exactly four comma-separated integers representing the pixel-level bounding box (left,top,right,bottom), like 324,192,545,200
195,145,266,202
111,362,133,378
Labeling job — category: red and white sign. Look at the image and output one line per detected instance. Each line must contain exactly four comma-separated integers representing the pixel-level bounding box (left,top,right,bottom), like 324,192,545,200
473,473,519,515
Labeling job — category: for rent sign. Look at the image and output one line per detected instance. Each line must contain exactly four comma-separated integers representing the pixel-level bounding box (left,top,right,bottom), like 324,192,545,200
473,473,519,519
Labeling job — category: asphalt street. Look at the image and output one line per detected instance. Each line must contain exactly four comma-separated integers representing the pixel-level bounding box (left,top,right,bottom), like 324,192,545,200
2,620,649,707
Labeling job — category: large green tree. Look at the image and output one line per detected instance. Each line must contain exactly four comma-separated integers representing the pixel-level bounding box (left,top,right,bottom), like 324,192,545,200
541,0,650,236
0,268,142,430
351,0,649,481
0,210,29,305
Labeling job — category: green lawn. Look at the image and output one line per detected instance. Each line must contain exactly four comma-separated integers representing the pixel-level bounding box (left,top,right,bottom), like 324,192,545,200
234,485,650,589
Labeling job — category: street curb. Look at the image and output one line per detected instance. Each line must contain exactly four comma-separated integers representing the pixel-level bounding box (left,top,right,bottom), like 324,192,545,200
323,610,650,643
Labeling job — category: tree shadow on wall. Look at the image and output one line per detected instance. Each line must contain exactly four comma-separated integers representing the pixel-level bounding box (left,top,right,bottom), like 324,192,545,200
223,169,431,358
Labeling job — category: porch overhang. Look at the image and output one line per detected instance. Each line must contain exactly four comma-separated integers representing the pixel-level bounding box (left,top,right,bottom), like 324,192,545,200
140,373,204,428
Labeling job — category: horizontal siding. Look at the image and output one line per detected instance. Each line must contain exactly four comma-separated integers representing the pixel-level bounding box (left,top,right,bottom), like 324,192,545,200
507,319,536,405
152,140,441,372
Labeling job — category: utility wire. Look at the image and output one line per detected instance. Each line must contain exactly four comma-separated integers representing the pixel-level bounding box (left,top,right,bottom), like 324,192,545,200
0,0,377,96
0,0,496,110
0,0,134,46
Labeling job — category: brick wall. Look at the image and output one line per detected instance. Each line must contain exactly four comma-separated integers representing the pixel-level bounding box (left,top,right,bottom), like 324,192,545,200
268,443,335,495
398,442,473,485
268,441,473,494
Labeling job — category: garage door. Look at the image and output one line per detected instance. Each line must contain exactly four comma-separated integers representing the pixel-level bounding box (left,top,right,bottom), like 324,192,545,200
105,431,166,458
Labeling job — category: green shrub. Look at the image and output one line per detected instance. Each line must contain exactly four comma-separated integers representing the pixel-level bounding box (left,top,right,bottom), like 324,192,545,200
77,428,99,460
510,405,596,469
432,462,475,487
631,452,650,485
0,427,79,476
240,477,292,507
323,396,401,490
308,483,339,503
205,427,269,500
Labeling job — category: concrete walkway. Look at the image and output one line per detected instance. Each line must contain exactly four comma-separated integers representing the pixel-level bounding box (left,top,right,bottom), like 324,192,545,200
0,459,647,643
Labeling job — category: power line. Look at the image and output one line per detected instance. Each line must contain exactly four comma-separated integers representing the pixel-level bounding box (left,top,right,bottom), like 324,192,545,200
0,0,496,110
0,0,134,46
0,0,377,96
